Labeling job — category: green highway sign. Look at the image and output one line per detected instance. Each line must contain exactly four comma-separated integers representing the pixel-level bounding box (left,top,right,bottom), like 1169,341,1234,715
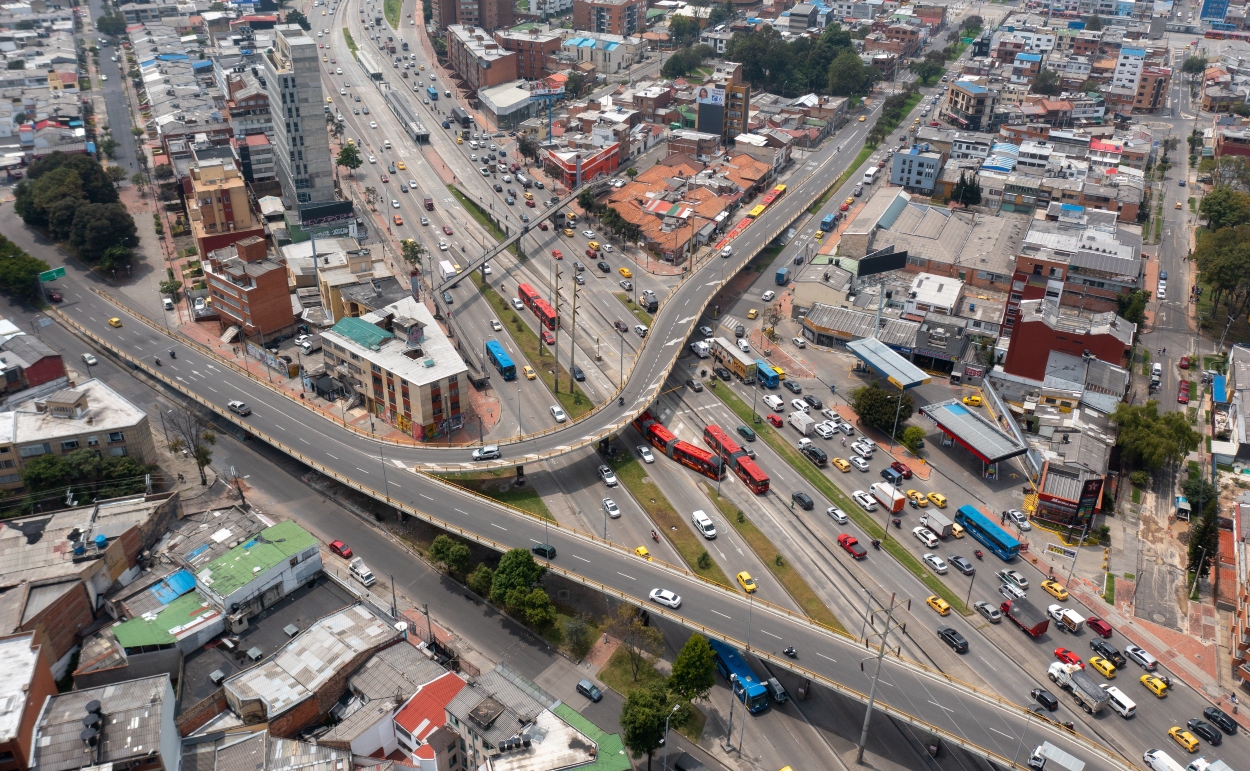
39,267,65,282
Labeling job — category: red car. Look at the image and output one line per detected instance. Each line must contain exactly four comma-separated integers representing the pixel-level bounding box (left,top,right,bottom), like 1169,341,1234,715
766,414,783,428
837,534,868,560
443,225,454,235
1054,648,1083,667
393,215,403,226
551,249,563,260
1179,356,1191,370
526,199,535,207
890,461,913,479
47,291,62,302
840,202,851,211
538,222,549,231
585,249,597,258
1087,617,1113,638
1178,391,1190,404
541,329,555,345
329,540,353,558
380,174,389,183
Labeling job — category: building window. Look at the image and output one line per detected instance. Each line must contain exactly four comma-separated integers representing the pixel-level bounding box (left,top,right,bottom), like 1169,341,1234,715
19,443,49,458
109,447,128,457
108,431,125,443
60,439,79,452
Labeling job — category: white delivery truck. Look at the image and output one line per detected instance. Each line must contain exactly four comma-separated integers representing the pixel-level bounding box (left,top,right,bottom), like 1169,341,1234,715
924,509,953,538
1029,742,1085,771
690,340,710,358
300,335,323,355
438,260,457,281
788,412,816,435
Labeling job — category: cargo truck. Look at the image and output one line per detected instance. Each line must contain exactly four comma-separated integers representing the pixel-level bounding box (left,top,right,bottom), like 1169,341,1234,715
924,509,953,538
775,267,790,285
1001,598,1049,637
789,412,815,435
870,482,906,514
820,213,835,231
300,336,323,355
1188,759,1235,771
438,260,458,281
424,195,434,211
710,338,755,383
1047,662,1110,714
640,289,659,313
690,340,710,358
1028,742,1086,771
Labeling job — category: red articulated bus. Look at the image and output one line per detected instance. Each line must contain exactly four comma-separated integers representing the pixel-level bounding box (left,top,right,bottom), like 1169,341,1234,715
633,411,725,481
702,425,770,494
517,283,541,311
532,298,559,330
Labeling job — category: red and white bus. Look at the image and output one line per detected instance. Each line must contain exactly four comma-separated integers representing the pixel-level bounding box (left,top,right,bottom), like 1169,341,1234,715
532,298,559,330
634,411,725,481
517,283,542,311
703,425,770,494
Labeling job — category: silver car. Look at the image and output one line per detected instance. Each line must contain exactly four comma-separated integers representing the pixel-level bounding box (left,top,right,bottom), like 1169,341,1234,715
602,498,621,518
637,445,655,463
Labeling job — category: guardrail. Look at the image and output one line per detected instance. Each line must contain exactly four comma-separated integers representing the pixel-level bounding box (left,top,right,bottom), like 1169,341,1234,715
53,305,1138,771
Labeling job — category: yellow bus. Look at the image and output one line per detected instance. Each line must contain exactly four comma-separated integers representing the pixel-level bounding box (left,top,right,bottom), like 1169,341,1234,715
748,205,767,218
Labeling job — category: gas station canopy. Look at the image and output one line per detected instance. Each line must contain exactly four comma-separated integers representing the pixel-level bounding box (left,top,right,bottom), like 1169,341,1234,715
920,398,1029,465
846,337,931,390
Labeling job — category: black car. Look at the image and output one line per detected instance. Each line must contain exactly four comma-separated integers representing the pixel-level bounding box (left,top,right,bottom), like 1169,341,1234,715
685,378,704,392
783,380,802,394
1030,688,1059,711
598,261,611,273
800,445,827,466
494,183,503,192
531,543,556,559
948,555,975,575
792,491,814,510
614,320,629,333
571,365,585,381
1089,639,1125,668
576,678,602,702
714,367,731,381
1203,707,1238,735
803,394,824,410
936,626,968,653
1187,719,1222,745
442,291,453,304
735,324,746,338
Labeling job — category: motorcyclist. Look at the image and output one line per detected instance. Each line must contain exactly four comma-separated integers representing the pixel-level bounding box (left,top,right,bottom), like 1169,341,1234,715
154,357,161,366
169,349,176,359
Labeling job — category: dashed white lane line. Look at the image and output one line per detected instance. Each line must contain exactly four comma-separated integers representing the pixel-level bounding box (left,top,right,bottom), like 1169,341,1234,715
710,609,731,619
490,523,507,531
420,494,433,500
759,629,782,640
327,453,339,460
617,572,636,580
572,554,591,563
356,467,370,474
816,652,836,663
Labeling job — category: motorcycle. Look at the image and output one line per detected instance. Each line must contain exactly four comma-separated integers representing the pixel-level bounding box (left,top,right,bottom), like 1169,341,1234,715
871,539,881,550
892,517,901,528
974,550,984,560
154,357,161,366
169,349,176,359
783,646,797,658
650,529,659,543
619,396,625,407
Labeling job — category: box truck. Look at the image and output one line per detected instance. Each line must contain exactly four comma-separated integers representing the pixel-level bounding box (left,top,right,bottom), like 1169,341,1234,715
924,509,953,538
789,412,815,435
300,336,323,355
1001,598,1050,637
1047,662,1110,714
870,482,906,514
438,260,457,281
690,340,710,358
775,267,790,285
1028,742,1086,771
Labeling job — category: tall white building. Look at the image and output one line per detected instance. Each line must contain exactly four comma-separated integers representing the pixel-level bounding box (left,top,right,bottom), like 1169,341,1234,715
264,24,335,204
1112,47,1145,91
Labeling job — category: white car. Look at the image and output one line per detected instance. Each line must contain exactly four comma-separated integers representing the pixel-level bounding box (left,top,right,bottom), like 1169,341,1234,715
649,588,682,609
691,510,717,538
511,298,525,310
582,230,596,238
81,353,98,366
391,199,400,208
761,290,776,302
852,490,877,511
826,506,848,524
791,399,809,413
470,154,478,161
339,88,347,95
923,553,948,574
996,569,1029,590
635,324,648,337
813,422,834,439
821,408,838,421
849,456,870,472
336,67,343,75
368,155,377,163
483,264,492,275
1006,509,1032,531
913,527,939,548
438,241,448,251
603,498,621,518
851,443,873,460
420,217,429,225
637,445,655,463
370,121,378,129
602,244,614,252
598,464,618,486
737,339,751,353
550,405,568,423
792,337,806,348
194,297,207,311
491,320,502,331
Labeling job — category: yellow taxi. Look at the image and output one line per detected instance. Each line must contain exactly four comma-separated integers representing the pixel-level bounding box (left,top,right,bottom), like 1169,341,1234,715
323,55,329,62
634,546,653,561
1140,674,1169,697
926,595,951,616
747,308,759,320
1168,727,1199,753
563,228,575,237
419,64,426,70
326,96,333,104
951,522,965,538
397,161,406,170
906,489,929,508
456,137,463,144
814,230,824,240
108,317,122,328
736,571,757,593
1089,656,1117,679
1041,579,1069,601
859,115,866,122
927,492,948,508
832,457,852,472
962,394,983,407
523,365,536,380
523,191,533,200
346,138,355,146
1175,201,1183,209
844,197,855,207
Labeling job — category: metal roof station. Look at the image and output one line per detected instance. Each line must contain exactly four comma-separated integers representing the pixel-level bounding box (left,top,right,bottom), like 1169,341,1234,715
920,398,1029,464
846,337,931,390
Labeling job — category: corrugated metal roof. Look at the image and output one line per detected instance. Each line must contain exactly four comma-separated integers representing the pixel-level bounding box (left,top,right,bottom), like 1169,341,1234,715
197,521,316,598
32,675,171,771
846,337,931,389
920,398,1028,463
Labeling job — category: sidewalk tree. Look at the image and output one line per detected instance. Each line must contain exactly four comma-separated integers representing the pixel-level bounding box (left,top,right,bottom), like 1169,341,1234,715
1110,401,1201,469
909,58,943,86
668,633,715,702
517,132,539,162
604,603,664,681
336,143,363,176
68,203,138,264
165,405,217,485
620,682,689,771
901,425,926,454
1198,186,1250,230
428,534,471,576
95,12,126,35
852,381,914,436
563,613,595,659
130,172,146,189
159,279,182,300
106,165,126,185
1189,508,1220,578
827,47,874,96
1182,56,1208,78
401,238,426,266
961,14,983,32
466,563,494,596
489,548,545,607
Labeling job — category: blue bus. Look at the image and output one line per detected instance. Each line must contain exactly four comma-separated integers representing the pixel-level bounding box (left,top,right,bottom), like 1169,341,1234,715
484,339,516,380
426,86,439,101
954,505,1021,561
820,213,836,232
754,360,779,388
707,639,769,713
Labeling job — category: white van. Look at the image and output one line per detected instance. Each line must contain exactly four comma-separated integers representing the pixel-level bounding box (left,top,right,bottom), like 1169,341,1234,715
1099,684,1137,717
1151,362,1163,379
762,394,784,412
1143,750,1187,771
691,510,717,539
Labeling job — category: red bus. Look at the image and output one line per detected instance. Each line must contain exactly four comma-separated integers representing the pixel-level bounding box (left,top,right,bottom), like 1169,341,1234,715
634,411,725,481
759,184,787,209
532,298,559,330
517,283,541,311
702,425,770,494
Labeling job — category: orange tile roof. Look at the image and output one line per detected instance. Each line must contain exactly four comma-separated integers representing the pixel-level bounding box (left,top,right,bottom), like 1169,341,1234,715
393,672,466,740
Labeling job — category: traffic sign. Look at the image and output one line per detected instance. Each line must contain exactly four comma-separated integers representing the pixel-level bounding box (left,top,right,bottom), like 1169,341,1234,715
39,267,65,282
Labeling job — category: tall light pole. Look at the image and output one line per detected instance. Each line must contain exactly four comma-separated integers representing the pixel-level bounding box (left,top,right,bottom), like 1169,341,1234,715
856,594,903,765
661,703,680,770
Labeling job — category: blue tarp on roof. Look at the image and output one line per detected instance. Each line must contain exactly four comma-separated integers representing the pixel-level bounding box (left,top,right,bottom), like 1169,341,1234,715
1215,374,1228,404
147,569,197,605
192,59,213,70
157,53,190,61
1015,53,1042,62
1060,203,1084,212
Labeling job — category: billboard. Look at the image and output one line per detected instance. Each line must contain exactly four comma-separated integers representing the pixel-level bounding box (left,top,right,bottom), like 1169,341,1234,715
696,86,725,106
859,246,908,277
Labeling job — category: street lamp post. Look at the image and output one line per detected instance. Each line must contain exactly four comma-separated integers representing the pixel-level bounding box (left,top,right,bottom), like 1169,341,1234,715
661,703,680,770
855,595,901,765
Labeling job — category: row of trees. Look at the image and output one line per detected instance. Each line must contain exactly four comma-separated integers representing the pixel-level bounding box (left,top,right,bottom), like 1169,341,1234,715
14,153,137,269
0,234,49,300
707,24,876,98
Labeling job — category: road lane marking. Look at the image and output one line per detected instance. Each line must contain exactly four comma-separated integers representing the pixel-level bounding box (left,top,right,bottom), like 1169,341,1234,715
816,652,836,663
490,523,507,530
759,629,781,639
928,700,955,713
572,554,590,563
356,467,370,474
208,387,218,393
420,494,433,500
327,453,339,459
617,572,636,580
710,609,731,619
456,508,468,514
989,728,1013,739
300,438,310,444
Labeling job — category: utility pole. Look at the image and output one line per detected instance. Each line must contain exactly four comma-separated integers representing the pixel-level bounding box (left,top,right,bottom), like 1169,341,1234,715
856,594,906,765
553,265,562,392
570,270,578,395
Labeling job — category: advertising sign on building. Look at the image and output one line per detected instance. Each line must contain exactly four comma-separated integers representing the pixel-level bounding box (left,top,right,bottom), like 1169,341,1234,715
696,86,726,105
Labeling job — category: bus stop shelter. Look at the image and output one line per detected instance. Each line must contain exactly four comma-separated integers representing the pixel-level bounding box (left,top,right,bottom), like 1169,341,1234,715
919,398,1028,477
845,337,931,391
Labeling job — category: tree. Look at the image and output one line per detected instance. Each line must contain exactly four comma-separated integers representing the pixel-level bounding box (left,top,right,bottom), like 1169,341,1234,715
20,453,72,493
1110,401,1202,470
510,587,557,628
578,188,599,212
620,682,688,771
951,172,982,207
909,59,943,86
961,14,983,32
105,165,126,185
0,235,48,300
95,13,126,35
286,9,311,30
1199,186,1250,230
827,47,874,97
564,613,596,659
708,0,734,26
667,15,701,48
565,72,584,97
668,634,715,702
67,203,138,264
489,548,545,607
1182,476,1218,513
159,279,183,300
1086,13,1103,30
336,143,363,176
1189,508,1220,578
130,173,146,190
901,425,926,454
517,132,539,162
154,163,174,180
401,238,427,266
428,534,471,576
364,186,380,208
99,137,118,159
1115,289,1149,326
851,381,914,437
166,406,217,485
604,603,664,681
466,563,494,596
1181,56,1208,78
1031,68,1062,96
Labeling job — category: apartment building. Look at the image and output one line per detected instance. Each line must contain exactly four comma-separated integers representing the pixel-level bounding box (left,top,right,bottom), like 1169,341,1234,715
1133,66,1170,112
573,0,646,36
493,28,562,81
205,235,297,339
1112,46,1145,91
447,26,518,93
429,0,513,31
889,146,941,193
264,24,334,205
187,159,265,259
946,80,997,130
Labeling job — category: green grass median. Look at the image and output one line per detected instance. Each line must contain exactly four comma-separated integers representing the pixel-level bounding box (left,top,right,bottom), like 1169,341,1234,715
614,293,653,325
469,273,592,419
606,452,732,587
704,379,969,615
701,484,846,633
383,0,401,28
437,469,553,520
343,29,358,55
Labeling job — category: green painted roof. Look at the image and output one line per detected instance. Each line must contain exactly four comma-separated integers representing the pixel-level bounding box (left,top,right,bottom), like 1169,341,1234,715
113,591,216,649
198,521,317,597
330,316,394,351
511,22,541,30
552,704,631,771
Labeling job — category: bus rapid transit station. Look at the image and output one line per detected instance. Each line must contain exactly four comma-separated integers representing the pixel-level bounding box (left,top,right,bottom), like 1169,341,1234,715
919,397,1029,479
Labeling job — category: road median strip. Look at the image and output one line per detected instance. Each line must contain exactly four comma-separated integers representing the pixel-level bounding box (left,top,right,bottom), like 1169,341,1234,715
704,380,969,615
437,470,554,521
613,292,653,325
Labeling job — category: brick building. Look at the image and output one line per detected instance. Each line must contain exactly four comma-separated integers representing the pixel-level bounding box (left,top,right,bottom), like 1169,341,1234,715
205,235,296,338
447,26,518,93
0,633,57,771
1133,66,1170,112
429,0,512,31
493,28,562,80
1002,299,1134,380
573,0,646,36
